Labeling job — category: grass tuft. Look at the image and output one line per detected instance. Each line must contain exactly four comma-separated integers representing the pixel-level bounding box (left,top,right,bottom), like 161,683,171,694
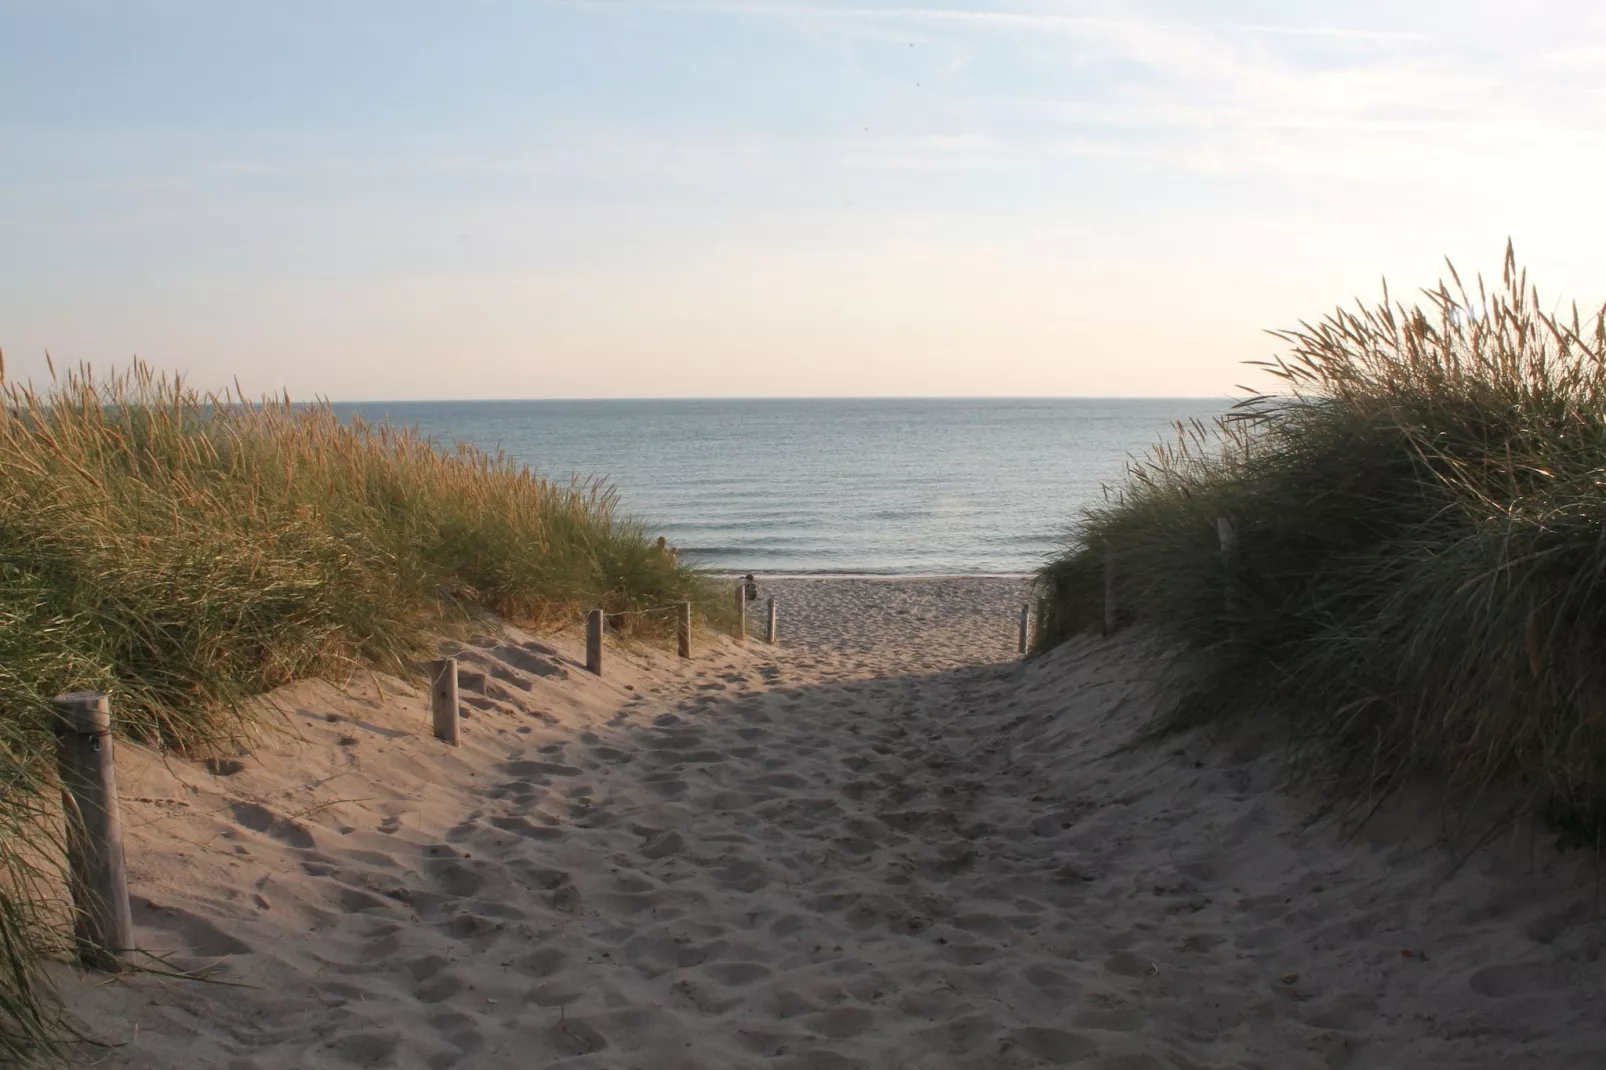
0,359,734,1057
1038,243,1606,823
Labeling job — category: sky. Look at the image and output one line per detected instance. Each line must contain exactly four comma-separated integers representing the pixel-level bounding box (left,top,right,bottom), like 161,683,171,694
2,0,1605,401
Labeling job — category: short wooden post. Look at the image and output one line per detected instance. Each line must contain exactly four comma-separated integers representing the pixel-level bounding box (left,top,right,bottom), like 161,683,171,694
1018,603,1030,655
428,658,460,745
734,584,746,645
677,601,692,658
1217,516,1240,617
52,691,133,971
1036,597,1050,647
765,597,778,644
1103,543,1118,634
585,608,604,675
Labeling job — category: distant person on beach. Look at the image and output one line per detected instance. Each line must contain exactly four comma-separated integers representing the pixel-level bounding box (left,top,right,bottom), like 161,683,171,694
743,573,759,602
656,536,678,565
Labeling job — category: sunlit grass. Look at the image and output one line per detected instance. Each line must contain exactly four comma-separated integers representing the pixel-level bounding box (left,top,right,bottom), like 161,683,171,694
1038,245,1606,826
0,359,734,1057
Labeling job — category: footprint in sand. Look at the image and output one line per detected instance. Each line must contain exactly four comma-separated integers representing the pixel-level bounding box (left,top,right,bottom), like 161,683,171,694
321,1032,400,1066
502,759,583,778
1468,962,1575,998
640,829,686,859
423,856,486,898
1008,1026,1100,1064
330,883,397,915
507,945,566,979
670,978,742,1015
229,802,317,849
530,980,585,1008
425,1010,485,1060
549,879,583,913
646,729,706,751
436,912,502,941
413,970,465,1004
703,961,773,985
802,1006,877,1040
489,642,568,678
489,815,563,841
134,898,253,958
546,1018,608,1057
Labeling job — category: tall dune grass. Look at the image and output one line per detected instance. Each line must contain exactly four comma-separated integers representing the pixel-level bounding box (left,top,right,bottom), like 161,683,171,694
1038,246,1606,827
0,359,733,1058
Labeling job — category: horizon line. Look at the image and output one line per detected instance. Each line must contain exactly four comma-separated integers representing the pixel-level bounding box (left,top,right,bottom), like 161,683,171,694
321,394,1236,405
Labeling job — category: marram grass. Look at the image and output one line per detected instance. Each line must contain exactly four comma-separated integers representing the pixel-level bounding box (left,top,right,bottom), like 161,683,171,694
0,359,735,1059
1038,245,1606,828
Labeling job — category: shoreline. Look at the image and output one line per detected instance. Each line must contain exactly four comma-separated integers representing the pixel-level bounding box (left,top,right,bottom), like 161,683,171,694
707,572,1038,581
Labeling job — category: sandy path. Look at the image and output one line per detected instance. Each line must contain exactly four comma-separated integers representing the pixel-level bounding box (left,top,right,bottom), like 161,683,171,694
55,580,1606,1069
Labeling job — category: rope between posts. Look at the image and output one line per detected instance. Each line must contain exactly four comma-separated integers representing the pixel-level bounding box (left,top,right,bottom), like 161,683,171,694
585,584,778,675
605,590,774,618
612,604,683,617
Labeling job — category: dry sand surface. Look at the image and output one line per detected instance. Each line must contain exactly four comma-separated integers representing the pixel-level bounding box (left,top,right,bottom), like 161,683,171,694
54,578,1606,1069
756,578,1031,675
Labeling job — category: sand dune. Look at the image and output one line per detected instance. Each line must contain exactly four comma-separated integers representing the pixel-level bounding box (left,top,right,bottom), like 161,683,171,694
54,580,1606,1068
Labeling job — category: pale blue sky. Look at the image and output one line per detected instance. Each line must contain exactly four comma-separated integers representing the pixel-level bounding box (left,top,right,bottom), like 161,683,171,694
3,1,1604,399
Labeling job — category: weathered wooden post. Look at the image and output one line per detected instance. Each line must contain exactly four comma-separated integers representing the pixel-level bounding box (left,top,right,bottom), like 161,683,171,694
1036,597,1050,647
1103,543,1118,635
585,608,604,675
677,601,692,659
1217,516,1240,617
1018,603,1031,655
428,658,460,745
52,691,133,971
765,597,778,644
734,584,746,646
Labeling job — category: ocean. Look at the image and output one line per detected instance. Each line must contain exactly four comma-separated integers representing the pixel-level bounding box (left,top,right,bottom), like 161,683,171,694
330,398,1226,576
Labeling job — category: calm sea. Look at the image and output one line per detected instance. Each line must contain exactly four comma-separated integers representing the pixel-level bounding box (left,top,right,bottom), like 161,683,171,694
330,398,1226,576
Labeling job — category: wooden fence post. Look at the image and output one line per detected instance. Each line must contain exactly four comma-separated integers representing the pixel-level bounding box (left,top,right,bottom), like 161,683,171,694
1018,603,1030,655
1036,597,1049,648
428,658,460,745
765,597,778,644
734,584,746,645
585,608,604,674
1103,543,1118,635
52,691,133,971
677,601,692,659
1217,516,1240,617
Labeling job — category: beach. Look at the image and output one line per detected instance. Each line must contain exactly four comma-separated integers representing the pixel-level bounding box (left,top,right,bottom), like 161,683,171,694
754,577,1032,676
54,578,1606,1068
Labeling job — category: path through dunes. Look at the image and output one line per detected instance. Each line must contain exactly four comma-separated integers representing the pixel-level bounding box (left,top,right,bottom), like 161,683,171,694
58,582,1606,1069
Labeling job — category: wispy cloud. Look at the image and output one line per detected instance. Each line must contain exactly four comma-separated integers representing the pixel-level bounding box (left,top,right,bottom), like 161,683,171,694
1235,24,1425,42
1543,45,1606,66
565,0,1421,42
565,1,1133,30
95,1,1606,195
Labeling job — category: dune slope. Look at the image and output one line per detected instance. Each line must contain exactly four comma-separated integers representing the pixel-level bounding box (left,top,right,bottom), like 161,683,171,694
54,580,1606,1069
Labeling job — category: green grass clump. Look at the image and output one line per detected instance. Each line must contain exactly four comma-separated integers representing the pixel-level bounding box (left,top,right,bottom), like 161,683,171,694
1038,245,1606,823
0,359,733,1058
